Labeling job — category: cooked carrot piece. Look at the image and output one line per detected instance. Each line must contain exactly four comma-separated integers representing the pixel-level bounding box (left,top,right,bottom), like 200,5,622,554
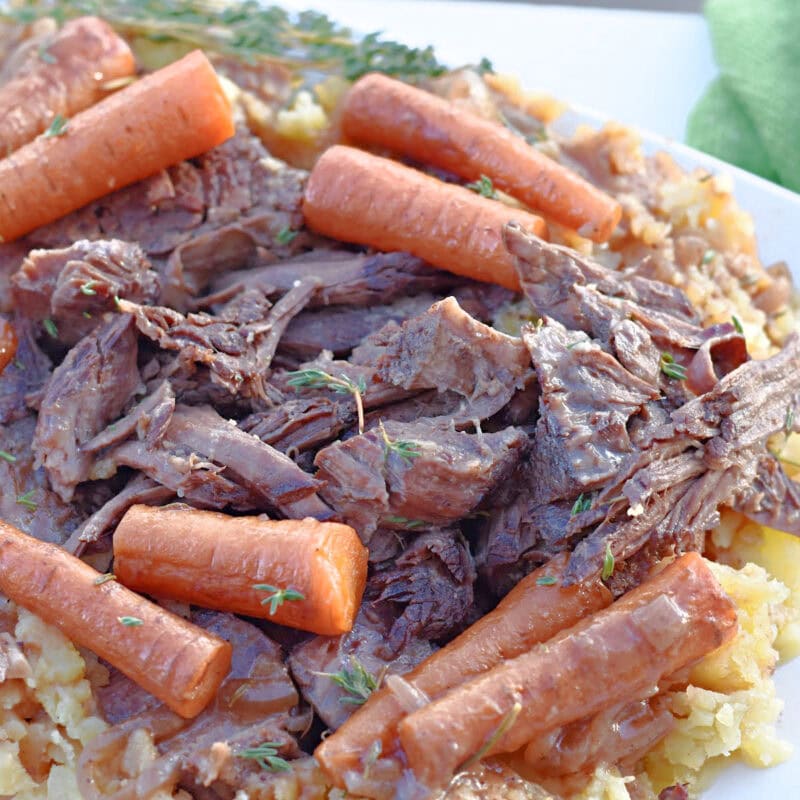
0,520,231,719
397,553,738,790
0,49,234,243
341,73,622,242
315,552,611,786
0,317,16,374
113,504,368,636
302,145,547,290
0,16,135,157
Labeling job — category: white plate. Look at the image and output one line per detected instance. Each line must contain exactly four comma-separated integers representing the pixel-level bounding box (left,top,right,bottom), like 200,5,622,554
285,3,800,796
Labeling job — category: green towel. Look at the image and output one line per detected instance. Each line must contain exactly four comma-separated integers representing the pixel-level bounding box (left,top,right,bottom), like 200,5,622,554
687,0,800,192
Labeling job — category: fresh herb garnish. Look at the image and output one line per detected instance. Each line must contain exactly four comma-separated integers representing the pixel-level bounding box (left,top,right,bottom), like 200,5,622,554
44,114,69,138
570,493,592,516
535,575,558,586
319,657,380,706
660,353,687,381
731,315,744,334
83,311,93,319
80,280,98,296
0,450,17,463
42,318,59,339
16,490,37,510
363,739,383,779
465,174,498,199
275,226,298,245
252,583,305,616
378,421,420,464
384,515,426,529
698,172,714,183
474,56,494,75
461,701,522,770
786,405,795,434
601,542,615,580
38,44,56,64
701,249,716,265
286,368,366,433
4,2,445,82
93,573,117,586
238,741,291,773
118,616,143,626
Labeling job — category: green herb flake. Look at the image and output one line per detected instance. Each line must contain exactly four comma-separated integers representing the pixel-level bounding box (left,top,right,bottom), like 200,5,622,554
93,573,116,586
378,421,420,464
384,515,426,529
253,584,305,616
601,542,615,580
80,280,98,296
42,318,58,339
238,741,291,773
475,56,494,75
731,315,744,334
660,353,687,381
275,226,298,245
0,450,17,463
83,311,93,319
319,657,380,706
701,249,716,265
461,701,522,771
38,44,56,64
16,490,37,510
465,174,498,199
286,369,366,433
570,493,592,516
118,616,143,627
44,114,69,138
535,575,557,586
786,406,795,434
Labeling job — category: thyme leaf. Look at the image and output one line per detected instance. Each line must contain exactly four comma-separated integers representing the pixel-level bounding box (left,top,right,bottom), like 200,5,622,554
378,421,420,464
16,490,38,510
465,174,498,199
43,318,59,339
384,515,426,529
93,573,117,586
660,353,687,381
238,741,291,773
275,226,298,245
786,405,795,434
731,315,744,334
0,450,17,463
701,249,716,265
44,114,69,138
317,657,380,706
118,616,143,626
601,542,615,580
252,583,305,616
570,493,592,516
461,701,522,771
80,280,98,296
535,575,558,586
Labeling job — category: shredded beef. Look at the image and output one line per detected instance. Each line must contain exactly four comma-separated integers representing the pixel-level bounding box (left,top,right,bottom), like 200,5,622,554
315,420,527,540
32,314,140,502
288,611,433,731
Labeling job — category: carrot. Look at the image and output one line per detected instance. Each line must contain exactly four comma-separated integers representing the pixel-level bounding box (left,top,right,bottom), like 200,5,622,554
0,520,231,719
0,49,234,243
113,504,368,636
0,317,16,374
302,145,547,291
396,553,738,790
341,73,622,243
315,553,611,786
0,16,135,157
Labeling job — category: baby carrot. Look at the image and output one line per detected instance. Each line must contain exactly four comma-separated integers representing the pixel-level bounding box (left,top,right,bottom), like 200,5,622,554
302,145,547,291
0,520,231,719
0,317,17,374
113,504,368,636
0,16,135,157
0,49,234,243
397,553,737,790
342,73,622,242
315,552,611,786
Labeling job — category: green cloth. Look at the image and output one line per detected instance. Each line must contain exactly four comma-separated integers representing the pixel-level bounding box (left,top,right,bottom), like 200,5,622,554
687,0,800,192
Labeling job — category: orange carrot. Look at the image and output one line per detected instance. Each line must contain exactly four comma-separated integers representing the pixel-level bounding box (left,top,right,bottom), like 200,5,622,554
303,145,547,291
315,553,611,786
113,504,368,636
0,520,231,718
0,317,16,374
0,16,135,157
341,73,622,243
396,553,737,790
0,49,234,243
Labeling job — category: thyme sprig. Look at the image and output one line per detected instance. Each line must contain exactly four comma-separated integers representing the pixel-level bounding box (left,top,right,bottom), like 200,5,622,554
16,491,38,510
570,493,592,516
4,1,446,82
238,741,291,773
384,515,426,529
317,656,381,706
460,701,522,771
378,421,420,464
286,368,365,433
252,583,305,616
